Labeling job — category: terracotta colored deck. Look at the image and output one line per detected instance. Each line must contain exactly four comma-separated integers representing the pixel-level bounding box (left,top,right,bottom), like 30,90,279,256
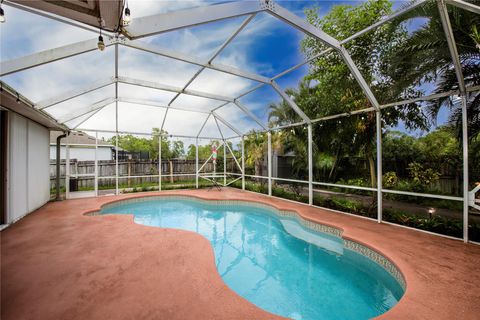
2,188,480,320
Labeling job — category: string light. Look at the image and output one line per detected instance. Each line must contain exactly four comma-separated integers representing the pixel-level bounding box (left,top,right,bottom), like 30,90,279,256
16,93,20,103
123,0,131,26
0,0,5,23
97,28,105,51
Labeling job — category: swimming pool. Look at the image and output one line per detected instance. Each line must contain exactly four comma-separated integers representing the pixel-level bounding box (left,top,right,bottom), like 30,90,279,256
99,196,404,320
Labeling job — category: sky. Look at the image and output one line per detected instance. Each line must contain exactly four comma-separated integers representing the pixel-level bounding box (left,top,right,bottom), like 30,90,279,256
0,0,453,142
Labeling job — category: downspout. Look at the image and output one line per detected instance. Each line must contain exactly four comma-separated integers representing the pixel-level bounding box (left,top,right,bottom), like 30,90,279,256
56,132,68,201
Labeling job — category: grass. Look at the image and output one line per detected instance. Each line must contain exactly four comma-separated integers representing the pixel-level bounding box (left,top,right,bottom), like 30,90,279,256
50,179,219,194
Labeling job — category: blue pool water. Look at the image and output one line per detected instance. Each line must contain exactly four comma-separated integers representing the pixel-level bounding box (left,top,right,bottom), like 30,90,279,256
101,198,404,320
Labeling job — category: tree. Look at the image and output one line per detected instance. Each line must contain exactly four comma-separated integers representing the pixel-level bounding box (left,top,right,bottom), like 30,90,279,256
109,128,185,160
244,131,267,176
268,0,427,186
387,0,479,109
186,141,223,160
386,0,480,185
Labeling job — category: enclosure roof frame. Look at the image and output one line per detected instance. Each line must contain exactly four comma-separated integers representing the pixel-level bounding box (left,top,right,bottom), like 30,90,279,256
1,0,478,138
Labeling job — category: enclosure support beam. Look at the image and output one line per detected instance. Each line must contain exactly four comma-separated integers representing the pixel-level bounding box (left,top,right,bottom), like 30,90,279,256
224,140,227,186
118,97,210,115
159,135,162,191
447,0,480,14
266,3,340,49
123,1,264,39
272,48,332,81
264,2,381,112
376,110,383,223
338,47,380,110
214,115,226,141
115,121,119,196
460,96,469,238
197,141,225,173
76,128,221,140
121,40,270,84
117,76,235,103
167,14,256,107
211,83,267,114
213,112,243,136
213,116,228,187
36,77,115,110
195,138,199,189
95,132,98,196
267,131,272,196
213,0,420,116
58,97,116,124
196,114,211,138
0,38,116,76
72,106,105,130
341,0,428,44
160,108,169,132
271,80,311,123
217,134,243,174
65,139,70,200
268,0,427,84
308,124,313,205
115,43,119,196
55,133,67,201
267,1,380,112
438,1,466,95
437,0,469,242
242,136,245,190
233,100,267,130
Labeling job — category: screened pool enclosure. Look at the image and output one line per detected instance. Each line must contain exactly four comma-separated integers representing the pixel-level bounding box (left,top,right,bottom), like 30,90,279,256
1,0,479,243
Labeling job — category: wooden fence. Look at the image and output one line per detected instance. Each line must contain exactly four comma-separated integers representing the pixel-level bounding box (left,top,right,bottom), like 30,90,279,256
50,158,240,190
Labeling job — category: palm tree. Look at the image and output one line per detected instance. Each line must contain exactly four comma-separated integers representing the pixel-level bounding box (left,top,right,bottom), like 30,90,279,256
387,1,479,136
387,0,480,186
244,131,266,176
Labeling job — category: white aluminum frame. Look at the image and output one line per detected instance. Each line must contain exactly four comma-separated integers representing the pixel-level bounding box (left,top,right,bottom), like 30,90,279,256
2,0,478,243
437,0,470,242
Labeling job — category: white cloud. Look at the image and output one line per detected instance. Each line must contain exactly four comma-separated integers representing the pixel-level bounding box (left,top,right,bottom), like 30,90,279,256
1,1,288,138
129,0,215,17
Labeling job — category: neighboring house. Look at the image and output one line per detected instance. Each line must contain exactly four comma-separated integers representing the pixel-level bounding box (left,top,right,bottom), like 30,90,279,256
50,131,114,161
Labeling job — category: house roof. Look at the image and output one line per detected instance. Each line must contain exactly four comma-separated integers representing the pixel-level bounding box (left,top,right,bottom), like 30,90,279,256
9,0,123,32
0,81,68,131
50,131,112,146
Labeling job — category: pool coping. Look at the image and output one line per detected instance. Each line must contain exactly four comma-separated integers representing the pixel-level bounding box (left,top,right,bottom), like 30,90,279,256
85,194,407,292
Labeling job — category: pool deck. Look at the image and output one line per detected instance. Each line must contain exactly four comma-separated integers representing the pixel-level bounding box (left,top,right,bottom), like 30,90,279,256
2,188,480,320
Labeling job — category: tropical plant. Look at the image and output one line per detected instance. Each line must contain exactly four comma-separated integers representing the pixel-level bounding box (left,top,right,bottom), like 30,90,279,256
274,0,429,187
407,162,441,187
383,171,398,188
385,0,480,187
243,131,267,176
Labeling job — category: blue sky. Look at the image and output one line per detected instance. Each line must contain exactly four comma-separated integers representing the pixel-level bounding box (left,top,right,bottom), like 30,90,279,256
0,0,451,140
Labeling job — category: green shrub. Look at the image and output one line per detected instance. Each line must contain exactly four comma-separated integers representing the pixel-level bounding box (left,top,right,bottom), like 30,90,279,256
383,172,398,188
407,162,440,186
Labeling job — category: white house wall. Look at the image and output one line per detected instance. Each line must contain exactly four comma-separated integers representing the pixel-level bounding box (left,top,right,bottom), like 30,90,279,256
7,113,50,223
49,146,112,161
